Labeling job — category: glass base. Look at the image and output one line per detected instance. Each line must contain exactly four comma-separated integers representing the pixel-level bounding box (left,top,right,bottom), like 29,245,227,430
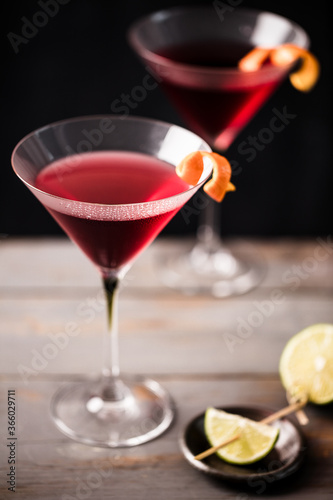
159,239,265,297
50,375,175,447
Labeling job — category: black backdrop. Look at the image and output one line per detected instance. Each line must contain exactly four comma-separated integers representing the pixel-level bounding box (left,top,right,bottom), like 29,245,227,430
1,0,332,238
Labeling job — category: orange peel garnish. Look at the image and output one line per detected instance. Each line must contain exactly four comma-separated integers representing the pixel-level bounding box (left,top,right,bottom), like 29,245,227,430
238,47,272,72
270,44,320,92
238,44,320,92
176,151,204,186
176,151,235,203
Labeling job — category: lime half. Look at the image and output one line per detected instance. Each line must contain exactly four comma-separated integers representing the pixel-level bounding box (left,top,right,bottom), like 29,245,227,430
279,323,333,405
204,407,279,465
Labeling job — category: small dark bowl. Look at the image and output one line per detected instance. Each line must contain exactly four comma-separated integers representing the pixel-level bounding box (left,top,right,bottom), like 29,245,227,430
179,406,306,485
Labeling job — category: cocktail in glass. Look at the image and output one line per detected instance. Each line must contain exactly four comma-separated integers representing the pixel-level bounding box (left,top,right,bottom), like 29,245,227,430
128,6,309,296
11,115,213,447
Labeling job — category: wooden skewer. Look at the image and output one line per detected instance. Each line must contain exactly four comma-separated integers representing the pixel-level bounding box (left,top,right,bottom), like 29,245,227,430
294,409,309,426
194,433,242,461
194,398,308,461
260,398,307,425
286,391,309,426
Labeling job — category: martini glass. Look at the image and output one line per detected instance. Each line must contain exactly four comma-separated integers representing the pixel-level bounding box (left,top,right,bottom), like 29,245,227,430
11,115,213,447
128,6,309,296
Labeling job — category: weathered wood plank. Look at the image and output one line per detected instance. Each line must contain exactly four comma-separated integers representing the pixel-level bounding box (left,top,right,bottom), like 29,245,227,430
1,293,332,377
1,237,333,499
1,237,333,293
0,378,332,499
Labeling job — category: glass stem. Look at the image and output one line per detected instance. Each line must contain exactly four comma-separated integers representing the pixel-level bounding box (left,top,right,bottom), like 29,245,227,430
102,274,120,381
197,193,222,251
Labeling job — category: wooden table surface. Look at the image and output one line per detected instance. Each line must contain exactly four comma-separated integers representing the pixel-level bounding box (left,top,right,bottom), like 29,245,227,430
0,236,333,499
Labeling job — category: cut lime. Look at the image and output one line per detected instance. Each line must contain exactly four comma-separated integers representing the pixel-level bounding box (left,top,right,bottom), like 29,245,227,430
204,407,279,465
279,323,333,405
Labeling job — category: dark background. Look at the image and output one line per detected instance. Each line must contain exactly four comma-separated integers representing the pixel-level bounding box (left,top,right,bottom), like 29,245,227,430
1,0,332,238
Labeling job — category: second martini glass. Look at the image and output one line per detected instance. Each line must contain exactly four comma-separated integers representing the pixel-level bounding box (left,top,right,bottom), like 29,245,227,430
128,6,309,296
11,115,213,447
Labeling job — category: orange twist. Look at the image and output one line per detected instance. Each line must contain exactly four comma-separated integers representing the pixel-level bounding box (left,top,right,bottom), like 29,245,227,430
238,44,320,92
175,151,205,186
176,151,235,203
270,44,320,92
238,47,272,72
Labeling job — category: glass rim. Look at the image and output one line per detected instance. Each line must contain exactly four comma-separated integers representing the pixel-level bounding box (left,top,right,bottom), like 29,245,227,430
11,114,213,211
127,5,310,79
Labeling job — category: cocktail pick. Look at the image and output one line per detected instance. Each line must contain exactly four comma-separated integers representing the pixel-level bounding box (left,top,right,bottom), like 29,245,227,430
286,390,309,426
194,396,308,461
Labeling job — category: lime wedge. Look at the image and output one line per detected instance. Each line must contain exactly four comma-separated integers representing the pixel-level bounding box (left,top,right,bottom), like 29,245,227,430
279,323,333,404
204,407,279,465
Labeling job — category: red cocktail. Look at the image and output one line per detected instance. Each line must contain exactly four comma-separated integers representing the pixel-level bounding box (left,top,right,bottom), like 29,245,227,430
12,115,213,447
156,40,283,150
35,151,189,272
129,7,309,296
